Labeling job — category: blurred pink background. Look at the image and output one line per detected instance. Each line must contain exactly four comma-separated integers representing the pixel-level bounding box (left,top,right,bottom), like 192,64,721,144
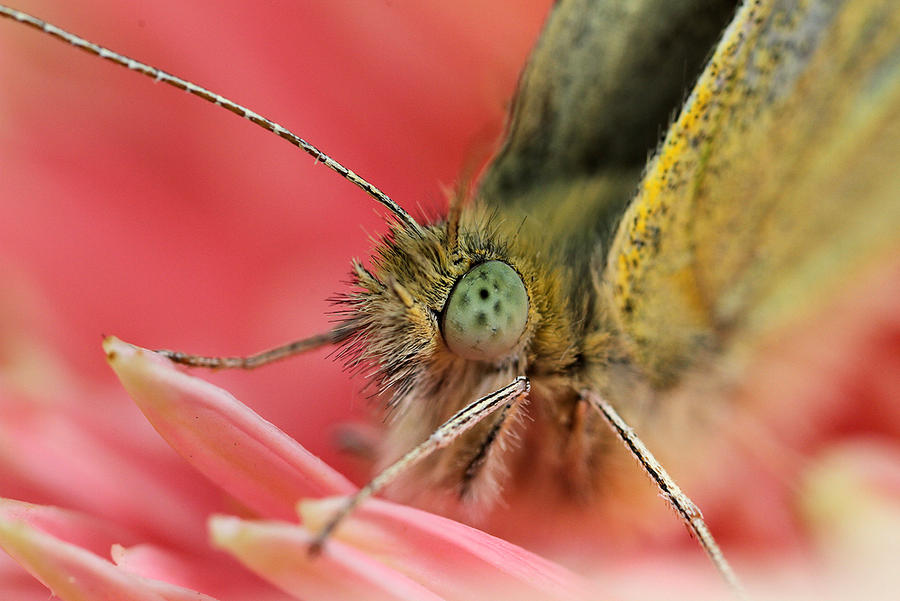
0,0,551,474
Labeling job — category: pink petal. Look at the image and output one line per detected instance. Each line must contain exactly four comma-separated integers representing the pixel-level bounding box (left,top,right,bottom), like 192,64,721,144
0,511,168,601
209,515,445,601
0,553,62,601
110,542,291,601
299,497,592,601
0,498,135,557
110,546,233,601
104,337,355,520
0,500,223,601
111,543,204,585
0,389,214,549
130,578,221,601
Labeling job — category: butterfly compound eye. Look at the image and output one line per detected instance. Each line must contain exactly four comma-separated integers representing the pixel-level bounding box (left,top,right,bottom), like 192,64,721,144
441,260,529,361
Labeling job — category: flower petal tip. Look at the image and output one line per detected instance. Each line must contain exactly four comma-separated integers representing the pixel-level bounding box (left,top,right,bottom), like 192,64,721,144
296,497,344,531
103,336,164,369
104,332,355,519
102,335,129,363
207,515,241,546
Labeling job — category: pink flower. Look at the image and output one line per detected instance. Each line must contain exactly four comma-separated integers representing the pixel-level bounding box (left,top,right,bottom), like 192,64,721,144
0,1,899,600
0,337,591,600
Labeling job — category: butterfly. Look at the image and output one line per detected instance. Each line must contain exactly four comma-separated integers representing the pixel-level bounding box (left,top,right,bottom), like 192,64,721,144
2,0,899,597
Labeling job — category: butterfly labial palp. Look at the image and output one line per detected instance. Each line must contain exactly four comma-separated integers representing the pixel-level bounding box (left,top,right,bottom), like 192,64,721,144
4,0,900,599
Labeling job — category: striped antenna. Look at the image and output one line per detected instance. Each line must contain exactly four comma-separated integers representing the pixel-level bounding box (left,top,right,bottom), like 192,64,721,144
0,4,422,233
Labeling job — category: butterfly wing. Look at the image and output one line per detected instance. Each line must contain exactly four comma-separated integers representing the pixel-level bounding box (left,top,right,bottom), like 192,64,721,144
477,0,738,205
606,0,900,385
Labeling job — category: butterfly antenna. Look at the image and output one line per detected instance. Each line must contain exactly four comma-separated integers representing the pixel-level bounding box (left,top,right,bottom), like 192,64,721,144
0,5,422,233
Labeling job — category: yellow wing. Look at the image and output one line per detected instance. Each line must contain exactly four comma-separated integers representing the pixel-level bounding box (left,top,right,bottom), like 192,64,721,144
607,0,900,385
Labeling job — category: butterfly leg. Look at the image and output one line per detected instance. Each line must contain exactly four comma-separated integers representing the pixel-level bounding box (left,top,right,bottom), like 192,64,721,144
309,377,530,555
156,327,347,369
581,390,747,600
458,390,528,501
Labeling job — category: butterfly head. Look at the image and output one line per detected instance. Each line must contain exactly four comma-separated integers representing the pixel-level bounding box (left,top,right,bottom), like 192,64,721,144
336,207,557,413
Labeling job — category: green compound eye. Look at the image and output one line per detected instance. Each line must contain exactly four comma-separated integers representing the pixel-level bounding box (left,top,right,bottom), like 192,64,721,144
441,260,529,361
